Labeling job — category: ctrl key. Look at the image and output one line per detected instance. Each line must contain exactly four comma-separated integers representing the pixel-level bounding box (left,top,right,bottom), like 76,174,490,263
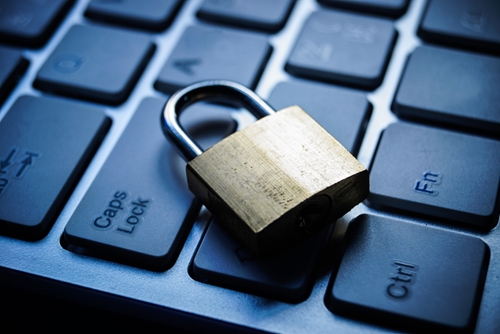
327,215,489,333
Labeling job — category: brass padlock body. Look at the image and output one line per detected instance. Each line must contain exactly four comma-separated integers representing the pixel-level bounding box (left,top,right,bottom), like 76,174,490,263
187,105,369,257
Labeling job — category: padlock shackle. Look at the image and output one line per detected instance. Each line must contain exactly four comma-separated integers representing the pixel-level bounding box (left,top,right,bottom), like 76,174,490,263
162,80,276,162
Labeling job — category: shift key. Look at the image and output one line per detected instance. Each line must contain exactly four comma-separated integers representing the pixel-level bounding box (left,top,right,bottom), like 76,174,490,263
0,96,110,240
63,98,237,271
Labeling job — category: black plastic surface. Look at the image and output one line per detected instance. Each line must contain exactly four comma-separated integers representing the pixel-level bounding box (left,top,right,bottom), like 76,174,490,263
34,24,155,105
393,45,500,133
155,25,271,94
197,0,295,32
0,95,110,239
0,46,29,106
192,217,331,302
368,122,500,228
85,0,182,31
318,0,409,17
180,102,238,152
268,80,371,156
418,0,500,54
286,10,396,89
63,98,199,270
63,98,237,270
328,214,489,332
0,0,74,48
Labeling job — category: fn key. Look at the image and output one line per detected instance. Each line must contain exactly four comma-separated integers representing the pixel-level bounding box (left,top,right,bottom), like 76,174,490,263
368,122,500,228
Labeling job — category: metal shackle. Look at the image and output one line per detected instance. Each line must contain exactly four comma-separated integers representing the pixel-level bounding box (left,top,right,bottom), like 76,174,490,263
161,80,276,162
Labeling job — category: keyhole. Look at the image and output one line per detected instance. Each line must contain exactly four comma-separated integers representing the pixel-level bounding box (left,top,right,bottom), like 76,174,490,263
295,195,332,234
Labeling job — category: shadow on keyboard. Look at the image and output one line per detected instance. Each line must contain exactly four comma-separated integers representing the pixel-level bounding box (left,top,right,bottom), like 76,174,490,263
1,0,499,333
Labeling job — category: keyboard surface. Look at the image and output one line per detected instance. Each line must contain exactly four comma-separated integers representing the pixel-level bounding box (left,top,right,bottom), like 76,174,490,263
1,0,499,333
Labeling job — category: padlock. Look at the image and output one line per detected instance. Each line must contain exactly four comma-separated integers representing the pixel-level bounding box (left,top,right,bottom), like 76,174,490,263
162,80,369,257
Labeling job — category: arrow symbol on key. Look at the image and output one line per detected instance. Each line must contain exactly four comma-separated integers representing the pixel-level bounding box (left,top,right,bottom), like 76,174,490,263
0,148,18,174
172,58,202,76
15,151,40,178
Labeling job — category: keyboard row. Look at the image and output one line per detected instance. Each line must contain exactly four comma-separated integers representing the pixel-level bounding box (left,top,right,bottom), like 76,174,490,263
2,1,500,129
2,92,499,250
1,0,499,53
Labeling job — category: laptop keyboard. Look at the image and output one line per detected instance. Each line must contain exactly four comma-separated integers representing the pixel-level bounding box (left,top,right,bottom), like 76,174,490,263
1,0,499,332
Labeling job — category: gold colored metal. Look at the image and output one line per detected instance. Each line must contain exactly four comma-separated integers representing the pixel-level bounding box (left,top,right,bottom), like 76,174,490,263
187,106,369,257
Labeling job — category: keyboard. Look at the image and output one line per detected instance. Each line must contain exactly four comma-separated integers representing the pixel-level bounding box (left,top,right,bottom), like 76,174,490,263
1,0,499,332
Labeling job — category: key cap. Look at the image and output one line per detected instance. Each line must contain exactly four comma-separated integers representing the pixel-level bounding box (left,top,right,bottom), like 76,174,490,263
318,0,409,18
367,122,500,228
392,46,500,134
0,46,29,106
418,0,500,54
180,102,238,151
197,0,295,32
0,96,110,240
268,80,371,156
286,10,396,89
192,216,331,302
85,0,182,31
0,0,74,48
155,25,271,94
34,24,155,105
327,214,489,332
63,98,236,271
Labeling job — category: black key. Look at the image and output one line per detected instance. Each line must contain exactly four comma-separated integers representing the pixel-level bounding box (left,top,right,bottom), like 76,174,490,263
327,214,489,332
0,46,29,105
318,0,409,18
418,0,500,54
180,103,238,151
34,24,155,105
286,10,396,89
393,46,500,134
0,96,110,240
197,0,295,32
85,0,182,31
0,0,74,48
63,98,237,271
367,122,500,228
192,217,331,302
268,81,371,156
155,25,271,94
